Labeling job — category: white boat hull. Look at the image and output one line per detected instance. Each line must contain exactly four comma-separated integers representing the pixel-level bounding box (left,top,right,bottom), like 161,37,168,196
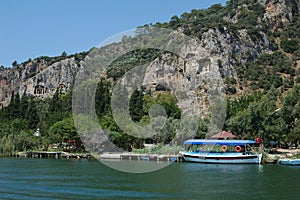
182,152,262,164
279,159,300,165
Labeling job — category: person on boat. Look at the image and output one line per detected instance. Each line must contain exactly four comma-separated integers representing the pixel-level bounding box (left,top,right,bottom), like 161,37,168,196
255,136,263,150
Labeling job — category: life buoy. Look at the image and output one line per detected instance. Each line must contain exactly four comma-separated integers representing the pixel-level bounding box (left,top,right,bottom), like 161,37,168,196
221,145,228,152
235,145,242,152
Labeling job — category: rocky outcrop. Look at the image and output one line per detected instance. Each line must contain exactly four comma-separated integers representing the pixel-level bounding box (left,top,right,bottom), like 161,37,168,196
141,26,271,116
0,58,80,106
200,27,271,77
143,51,217,117
260,0,299,31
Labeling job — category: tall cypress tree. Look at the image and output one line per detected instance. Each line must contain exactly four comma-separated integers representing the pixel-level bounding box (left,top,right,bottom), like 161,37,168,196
20,92,29,118
13,92,21,118
49,88,61,113
95,78,111,118
26,97,39,129
95,79,104,117
7,91,15,119
129,88,145,122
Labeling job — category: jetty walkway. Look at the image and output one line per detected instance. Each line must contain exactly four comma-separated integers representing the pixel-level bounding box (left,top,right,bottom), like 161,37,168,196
98,153,182,162
18,151,93,159
16,151,183,162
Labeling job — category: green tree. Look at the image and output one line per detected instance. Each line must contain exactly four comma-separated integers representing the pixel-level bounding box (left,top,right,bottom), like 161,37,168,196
49,88,61,113
154,92,181,119
289,120,300,146
281,39,299,53
5,91,21,119
129,88,145,122
280,86,300,131
26,97,39,129
20,92,29,118
61,51,68,57
13,92,21,118
12,60,17,68
95,78,111,118
170,15,180,27
47,117,79,147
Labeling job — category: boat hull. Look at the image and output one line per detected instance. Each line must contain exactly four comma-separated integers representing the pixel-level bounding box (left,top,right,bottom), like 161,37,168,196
279,159,300,166
183,152,262,164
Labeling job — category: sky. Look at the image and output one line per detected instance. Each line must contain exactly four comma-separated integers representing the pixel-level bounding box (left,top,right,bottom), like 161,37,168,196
0,0,226,67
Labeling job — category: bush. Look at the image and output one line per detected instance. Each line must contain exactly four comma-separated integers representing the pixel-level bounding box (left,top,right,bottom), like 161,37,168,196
281,39,299,53
226,86,237,94
225,77,237,85
292,49,300,60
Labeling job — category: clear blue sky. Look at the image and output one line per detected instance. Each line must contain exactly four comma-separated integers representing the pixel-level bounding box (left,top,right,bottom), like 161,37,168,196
0,0,226,67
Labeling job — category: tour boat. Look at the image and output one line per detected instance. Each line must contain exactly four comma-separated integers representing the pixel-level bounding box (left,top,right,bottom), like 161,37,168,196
181,139,262,164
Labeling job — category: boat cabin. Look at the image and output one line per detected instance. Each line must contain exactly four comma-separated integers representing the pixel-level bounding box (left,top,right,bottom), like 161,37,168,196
184,139,257,154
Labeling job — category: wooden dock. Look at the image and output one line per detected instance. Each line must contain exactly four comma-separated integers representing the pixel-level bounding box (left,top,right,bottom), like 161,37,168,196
17,151,184,162
99,153,183,162
24,151,92,159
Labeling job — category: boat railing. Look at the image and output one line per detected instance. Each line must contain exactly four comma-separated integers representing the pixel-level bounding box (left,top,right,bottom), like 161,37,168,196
186,143,262,154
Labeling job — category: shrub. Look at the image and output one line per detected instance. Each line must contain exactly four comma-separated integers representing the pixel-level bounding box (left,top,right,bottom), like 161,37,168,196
281,39,299,53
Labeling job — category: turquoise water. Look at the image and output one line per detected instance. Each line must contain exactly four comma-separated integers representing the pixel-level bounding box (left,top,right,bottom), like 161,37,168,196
0,158,299,199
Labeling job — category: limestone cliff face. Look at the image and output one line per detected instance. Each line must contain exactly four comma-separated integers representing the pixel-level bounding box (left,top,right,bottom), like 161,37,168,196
141,25,272,116
0,0,298,110
0,58,80,106
200,27,271,76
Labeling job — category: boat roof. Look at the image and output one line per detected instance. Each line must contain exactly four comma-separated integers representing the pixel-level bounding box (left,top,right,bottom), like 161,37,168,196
184,139,256,146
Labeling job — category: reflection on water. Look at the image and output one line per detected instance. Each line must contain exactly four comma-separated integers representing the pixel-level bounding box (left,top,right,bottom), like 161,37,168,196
100,159,171,173
0,158,299,199
258,164,264,173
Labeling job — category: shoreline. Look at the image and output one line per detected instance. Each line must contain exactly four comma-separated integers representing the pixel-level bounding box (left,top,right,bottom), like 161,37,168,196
263,148,300,164
1,148,299,164
10,151,181,162
1,151,94,159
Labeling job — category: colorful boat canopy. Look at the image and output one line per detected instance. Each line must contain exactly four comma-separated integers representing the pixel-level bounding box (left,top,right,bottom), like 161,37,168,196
184,139,256,146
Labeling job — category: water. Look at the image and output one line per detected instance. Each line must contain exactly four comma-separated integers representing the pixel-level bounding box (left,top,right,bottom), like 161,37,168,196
0,158,299,199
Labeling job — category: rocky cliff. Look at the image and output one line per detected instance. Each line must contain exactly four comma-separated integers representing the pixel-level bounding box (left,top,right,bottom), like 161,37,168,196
0,58,81,107
260,0,299,31
0,0,299,110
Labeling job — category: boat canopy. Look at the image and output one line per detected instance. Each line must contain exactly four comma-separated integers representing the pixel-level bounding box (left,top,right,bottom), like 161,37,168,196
184,139,256,146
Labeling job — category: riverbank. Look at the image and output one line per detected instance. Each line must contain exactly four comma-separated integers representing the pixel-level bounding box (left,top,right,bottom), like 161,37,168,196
4,148,300,164
97,148,300,164
264,148,300,164
12,151,182,162
12,151,93,159
97,152,181,162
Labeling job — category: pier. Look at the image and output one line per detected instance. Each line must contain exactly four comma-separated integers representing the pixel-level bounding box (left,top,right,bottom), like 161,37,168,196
16,151,184,162
98,153,183,162
23,151,93,159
